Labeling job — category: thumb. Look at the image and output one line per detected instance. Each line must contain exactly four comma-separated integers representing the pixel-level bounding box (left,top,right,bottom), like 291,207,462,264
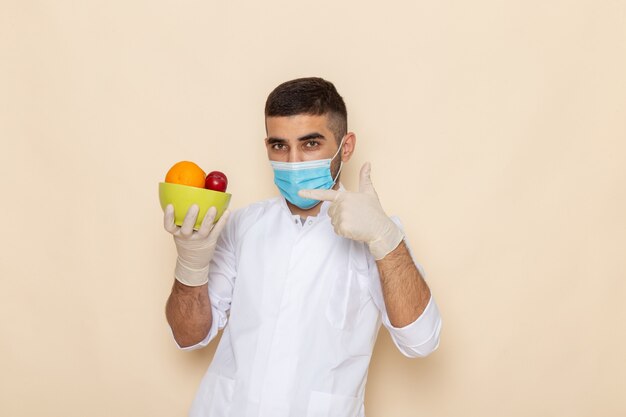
210,209,231,238
359,162,376,195
298,188,340,202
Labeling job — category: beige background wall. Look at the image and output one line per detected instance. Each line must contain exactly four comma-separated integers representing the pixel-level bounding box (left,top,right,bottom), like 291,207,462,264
1,1,625,416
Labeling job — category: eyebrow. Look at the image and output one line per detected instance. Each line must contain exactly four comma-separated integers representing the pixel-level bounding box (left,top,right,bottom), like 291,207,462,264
267,132,327,144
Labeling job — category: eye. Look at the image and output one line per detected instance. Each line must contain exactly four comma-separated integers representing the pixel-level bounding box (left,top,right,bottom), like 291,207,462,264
304,140,320,149
271,143,287,151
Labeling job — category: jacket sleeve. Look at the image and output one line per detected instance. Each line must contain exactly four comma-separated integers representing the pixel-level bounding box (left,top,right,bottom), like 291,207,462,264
366,216,442,358
173,208,240,351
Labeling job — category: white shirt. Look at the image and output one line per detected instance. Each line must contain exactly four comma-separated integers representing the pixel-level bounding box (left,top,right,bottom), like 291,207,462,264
178,195,442,417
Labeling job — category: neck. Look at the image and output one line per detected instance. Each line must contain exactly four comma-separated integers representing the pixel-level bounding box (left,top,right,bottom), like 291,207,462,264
286,200,322,218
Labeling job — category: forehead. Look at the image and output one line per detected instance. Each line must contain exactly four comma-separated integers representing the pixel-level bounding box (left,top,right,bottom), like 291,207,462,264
265,114,332,138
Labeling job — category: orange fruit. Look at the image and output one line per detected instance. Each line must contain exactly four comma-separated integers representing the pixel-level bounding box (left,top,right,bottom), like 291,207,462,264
165,161,206,188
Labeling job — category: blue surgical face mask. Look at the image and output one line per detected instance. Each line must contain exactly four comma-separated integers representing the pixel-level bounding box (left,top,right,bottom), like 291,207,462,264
270,138,344,209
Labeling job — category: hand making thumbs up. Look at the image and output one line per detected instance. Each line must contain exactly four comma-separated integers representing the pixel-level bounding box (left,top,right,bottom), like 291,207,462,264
298,162,405,260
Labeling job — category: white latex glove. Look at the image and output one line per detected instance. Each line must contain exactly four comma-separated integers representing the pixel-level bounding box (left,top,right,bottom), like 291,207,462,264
164,204,230,286
298,162,404,260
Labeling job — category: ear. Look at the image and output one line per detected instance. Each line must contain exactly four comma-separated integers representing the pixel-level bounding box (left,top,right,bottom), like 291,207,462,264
340,132,356,162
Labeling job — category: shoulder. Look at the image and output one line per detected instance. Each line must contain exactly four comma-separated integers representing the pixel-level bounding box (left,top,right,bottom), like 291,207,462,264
224,196,282,239
230,196,282,224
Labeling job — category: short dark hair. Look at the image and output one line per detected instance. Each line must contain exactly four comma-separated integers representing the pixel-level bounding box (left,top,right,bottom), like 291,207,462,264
265,77,347,143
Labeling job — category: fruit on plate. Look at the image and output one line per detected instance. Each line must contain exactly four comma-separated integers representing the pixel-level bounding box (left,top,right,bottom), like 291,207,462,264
205,171,228,192
165,161,206,188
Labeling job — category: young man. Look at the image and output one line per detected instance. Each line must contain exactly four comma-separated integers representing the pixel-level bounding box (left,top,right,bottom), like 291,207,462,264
164,77,442,417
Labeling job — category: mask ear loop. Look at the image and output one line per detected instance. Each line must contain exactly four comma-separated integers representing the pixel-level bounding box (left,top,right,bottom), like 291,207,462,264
331,136,346,186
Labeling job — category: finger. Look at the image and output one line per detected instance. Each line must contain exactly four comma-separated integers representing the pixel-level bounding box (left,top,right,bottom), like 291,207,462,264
209,209,231,238
331,221,342,236
359,162,376,195
328,202,338,219
163,204,177,234
197,206,218,237
180,204,199,236
330,214,338,228
298,188,340,202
